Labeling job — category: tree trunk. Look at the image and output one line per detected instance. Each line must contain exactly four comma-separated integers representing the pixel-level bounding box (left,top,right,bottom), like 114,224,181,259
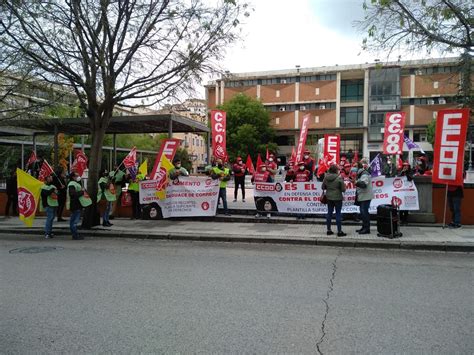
82,124,107,228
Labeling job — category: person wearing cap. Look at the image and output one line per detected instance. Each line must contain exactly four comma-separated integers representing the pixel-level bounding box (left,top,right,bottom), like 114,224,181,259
322,164,347,236
67,172,92,240
41,173,59,239
169,158,189,180
303,150,315,180
232,156,247,202
341,162,359,222
295,161,310,220
340,162,351,180
398,161,413,225
284,160,296,182
265,153,278,182
109,165,126,219
355,159,373,234
252,164,272,218
212,158,231,216
97,169,116,227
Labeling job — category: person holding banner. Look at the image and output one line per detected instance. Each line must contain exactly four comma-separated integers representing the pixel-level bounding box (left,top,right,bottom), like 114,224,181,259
169,158,189,180
67,172,92,240
266,154,277,182
322,165,347,236
40,173,58,239
398,162,414,225
232,157,247,202
355,159,374,235
212,159,231,215
109,165,125,219
97,169,116,227
303,150,315,180
252,164,273,218
53,168,67,222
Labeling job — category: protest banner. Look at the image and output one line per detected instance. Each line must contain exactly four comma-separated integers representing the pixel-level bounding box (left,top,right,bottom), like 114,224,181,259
139,176,220,218
254,176,419,214
295,114,310,163
323,134,340,165
383,112,406,155
150,138,180,180
211,110,227,160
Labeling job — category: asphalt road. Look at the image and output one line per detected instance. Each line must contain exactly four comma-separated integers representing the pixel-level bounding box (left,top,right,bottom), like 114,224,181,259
0,237,472,354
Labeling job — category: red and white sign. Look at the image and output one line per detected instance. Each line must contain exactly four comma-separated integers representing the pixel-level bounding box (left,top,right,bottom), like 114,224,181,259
123,147,137,168
323,134,340,165
295,114,310,163
38,160,54,182
383,112,406,155
432,109,470,186
211,110,227,160
150,139,180,180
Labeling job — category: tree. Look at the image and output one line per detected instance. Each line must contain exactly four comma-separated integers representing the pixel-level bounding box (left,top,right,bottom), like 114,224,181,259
358,0,473,107
218,93,277,162
0,0,248,226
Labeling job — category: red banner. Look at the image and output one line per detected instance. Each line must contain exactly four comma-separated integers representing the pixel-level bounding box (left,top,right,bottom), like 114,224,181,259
383,112,406,155
295,114,310,163
71,150,88,176
150,138,180,180
211,110,227,160
324,134,340,166
432,109,470,186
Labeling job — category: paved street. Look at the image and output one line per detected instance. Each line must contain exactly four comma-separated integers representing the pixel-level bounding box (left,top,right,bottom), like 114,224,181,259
1,237,472,354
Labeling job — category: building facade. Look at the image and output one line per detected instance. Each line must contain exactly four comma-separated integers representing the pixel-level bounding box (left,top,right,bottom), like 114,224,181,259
206,58,467,163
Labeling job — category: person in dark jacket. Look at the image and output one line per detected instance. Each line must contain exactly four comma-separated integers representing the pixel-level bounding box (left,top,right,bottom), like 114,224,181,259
447,184,464,228
354,159,374,234
67,172,92,240
53,168,67,222
322,164,347,236
5,169,18,217
383,156,397,177
41,174,58,238
398,161,413,225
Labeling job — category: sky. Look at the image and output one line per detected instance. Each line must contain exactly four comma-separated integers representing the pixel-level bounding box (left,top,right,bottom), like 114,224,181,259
211,0,439,76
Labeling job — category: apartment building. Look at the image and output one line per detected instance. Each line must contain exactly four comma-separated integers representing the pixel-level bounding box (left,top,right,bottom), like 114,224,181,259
206,58,466,162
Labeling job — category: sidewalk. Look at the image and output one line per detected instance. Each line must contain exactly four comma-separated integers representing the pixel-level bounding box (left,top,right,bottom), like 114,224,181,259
1,216,473,252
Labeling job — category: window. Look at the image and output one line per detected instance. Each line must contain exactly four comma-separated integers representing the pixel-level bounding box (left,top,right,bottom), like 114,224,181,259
341,80,364,102
275,135,295,146
300,74,336,82
413,130,427,142
340,107,363,127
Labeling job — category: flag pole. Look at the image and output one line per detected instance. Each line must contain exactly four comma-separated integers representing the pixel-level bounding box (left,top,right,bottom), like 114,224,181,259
442,184,448,228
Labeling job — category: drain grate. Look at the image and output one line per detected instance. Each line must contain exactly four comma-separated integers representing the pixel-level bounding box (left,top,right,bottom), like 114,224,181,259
9,246,64,254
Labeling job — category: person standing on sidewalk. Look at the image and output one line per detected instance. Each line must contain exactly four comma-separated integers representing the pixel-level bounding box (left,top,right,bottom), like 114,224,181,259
169,158,189,180
322,164,347,236
447,184,464,228
109,166,125,219
53,168,67,222
212,158,231,216
295,161,310,220
265,154,277,182
97,169,115,227
127,171,145,219
303,150,315,180
41,173,58,239
354,159,373,235
5,169,18,217
67,172,91,240
398,161,413,225
252,164,272,218
232,157,246,202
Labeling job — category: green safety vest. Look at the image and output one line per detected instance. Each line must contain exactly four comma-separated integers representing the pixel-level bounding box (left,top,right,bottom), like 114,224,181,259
128,173,144,192
67,180,92,209
212,166,230,188
40,184,58,211
97,177,116,202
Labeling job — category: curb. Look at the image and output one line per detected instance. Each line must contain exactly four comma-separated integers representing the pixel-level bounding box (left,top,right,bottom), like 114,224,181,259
0,228,472,253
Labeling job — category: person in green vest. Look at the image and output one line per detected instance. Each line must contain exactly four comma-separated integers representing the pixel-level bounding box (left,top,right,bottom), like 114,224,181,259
169,158,189,180
41,173,58,239
67,172,92,240
126,170,145,219
109,165,125,219
98,169,116,227
212,158,231,216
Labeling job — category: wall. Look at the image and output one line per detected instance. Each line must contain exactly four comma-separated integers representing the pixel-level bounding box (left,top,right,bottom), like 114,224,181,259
432,185,474,225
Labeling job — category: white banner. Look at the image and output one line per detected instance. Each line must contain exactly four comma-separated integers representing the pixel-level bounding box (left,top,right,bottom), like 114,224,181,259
254,176,419,214
139,176,220,218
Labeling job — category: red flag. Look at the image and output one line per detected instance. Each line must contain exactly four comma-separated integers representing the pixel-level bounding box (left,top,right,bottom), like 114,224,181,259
266,148,269,160
211,110,227,160
290,147,296,163
123,147,137,168
353,151,359,163
38,160,54,182
432,109,470,186
256,154,263,170
150,139,180,180
383,112,406,155
245,155,255,175
397,155,403,170
317,157,329,177
71,149,88,176
26,151,37,167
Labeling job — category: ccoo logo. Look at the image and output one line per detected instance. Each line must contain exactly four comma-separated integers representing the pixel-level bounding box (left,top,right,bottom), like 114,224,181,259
17,187,36,218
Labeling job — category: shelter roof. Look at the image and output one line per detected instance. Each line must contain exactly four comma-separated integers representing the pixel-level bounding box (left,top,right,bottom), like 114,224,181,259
0,113,209,136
